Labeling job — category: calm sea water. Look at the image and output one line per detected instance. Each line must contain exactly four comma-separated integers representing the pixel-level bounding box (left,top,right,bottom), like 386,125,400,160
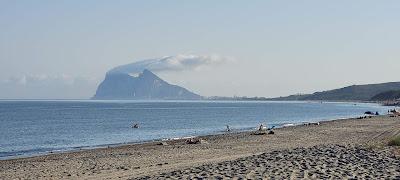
0,100,390,159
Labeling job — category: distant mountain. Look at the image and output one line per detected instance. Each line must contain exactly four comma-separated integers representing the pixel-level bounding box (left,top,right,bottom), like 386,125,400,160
269,82,400,101
92,69,202,100
370,90,400,101
267,94,310,101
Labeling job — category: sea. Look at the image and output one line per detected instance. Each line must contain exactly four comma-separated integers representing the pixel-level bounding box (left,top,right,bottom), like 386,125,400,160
0,100,391,160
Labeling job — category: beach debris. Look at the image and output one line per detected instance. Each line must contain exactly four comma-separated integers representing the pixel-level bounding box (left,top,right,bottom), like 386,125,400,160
268,130,275,135
364,111,374,115
389,109,400,116
157,141,169,146
252,131,267,135
186,138,207,144
132,123,139,128
357,116,371,119
306,122,320,126
199,139,208,144
186,138,196,144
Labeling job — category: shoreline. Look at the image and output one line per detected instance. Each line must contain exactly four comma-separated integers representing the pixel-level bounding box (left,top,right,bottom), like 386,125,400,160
0,114,373,161
1,115,399,179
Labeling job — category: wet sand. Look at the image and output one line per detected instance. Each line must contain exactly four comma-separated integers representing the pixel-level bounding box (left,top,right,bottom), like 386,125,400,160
1,115,400,179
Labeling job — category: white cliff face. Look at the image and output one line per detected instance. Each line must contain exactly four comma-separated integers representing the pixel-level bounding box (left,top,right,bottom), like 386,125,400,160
92,69,202,100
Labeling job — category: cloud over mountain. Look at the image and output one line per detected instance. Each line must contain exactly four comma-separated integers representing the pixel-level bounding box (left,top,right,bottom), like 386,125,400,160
108,54,230,75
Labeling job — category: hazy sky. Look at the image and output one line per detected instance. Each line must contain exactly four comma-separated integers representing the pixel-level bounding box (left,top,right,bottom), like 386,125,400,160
1,1,400,99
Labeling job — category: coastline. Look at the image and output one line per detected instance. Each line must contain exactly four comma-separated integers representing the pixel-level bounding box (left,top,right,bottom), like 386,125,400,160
1,115,399,179
1,100,389,162
0,112,375,161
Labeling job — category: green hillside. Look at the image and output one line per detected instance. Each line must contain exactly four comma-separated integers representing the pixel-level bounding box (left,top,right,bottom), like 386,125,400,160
270,82,400,101
370,90,400,101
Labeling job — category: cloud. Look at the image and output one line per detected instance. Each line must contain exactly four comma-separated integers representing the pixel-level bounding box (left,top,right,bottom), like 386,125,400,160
3,74,78,86
108,54,231,75
0,74,99,99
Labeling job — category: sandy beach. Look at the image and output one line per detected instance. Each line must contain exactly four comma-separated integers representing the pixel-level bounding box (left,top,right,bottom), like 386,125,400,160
1,115,400,179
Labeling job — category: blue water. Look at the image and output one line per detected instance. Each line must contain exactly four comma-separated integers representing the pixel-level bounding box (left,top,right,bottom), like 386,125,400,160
0,100,390,159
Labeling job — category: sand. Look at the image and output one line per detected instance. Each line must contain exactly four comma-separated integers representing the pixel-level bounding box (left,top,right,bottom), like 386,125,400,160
136,145,400,179
1,115,400,179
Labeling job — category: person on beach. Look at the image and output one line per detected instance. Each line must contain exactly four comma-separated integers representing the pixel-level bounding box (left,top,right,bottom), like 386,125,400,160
226,125,231,132
132,123,139,128
258,124,265,131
